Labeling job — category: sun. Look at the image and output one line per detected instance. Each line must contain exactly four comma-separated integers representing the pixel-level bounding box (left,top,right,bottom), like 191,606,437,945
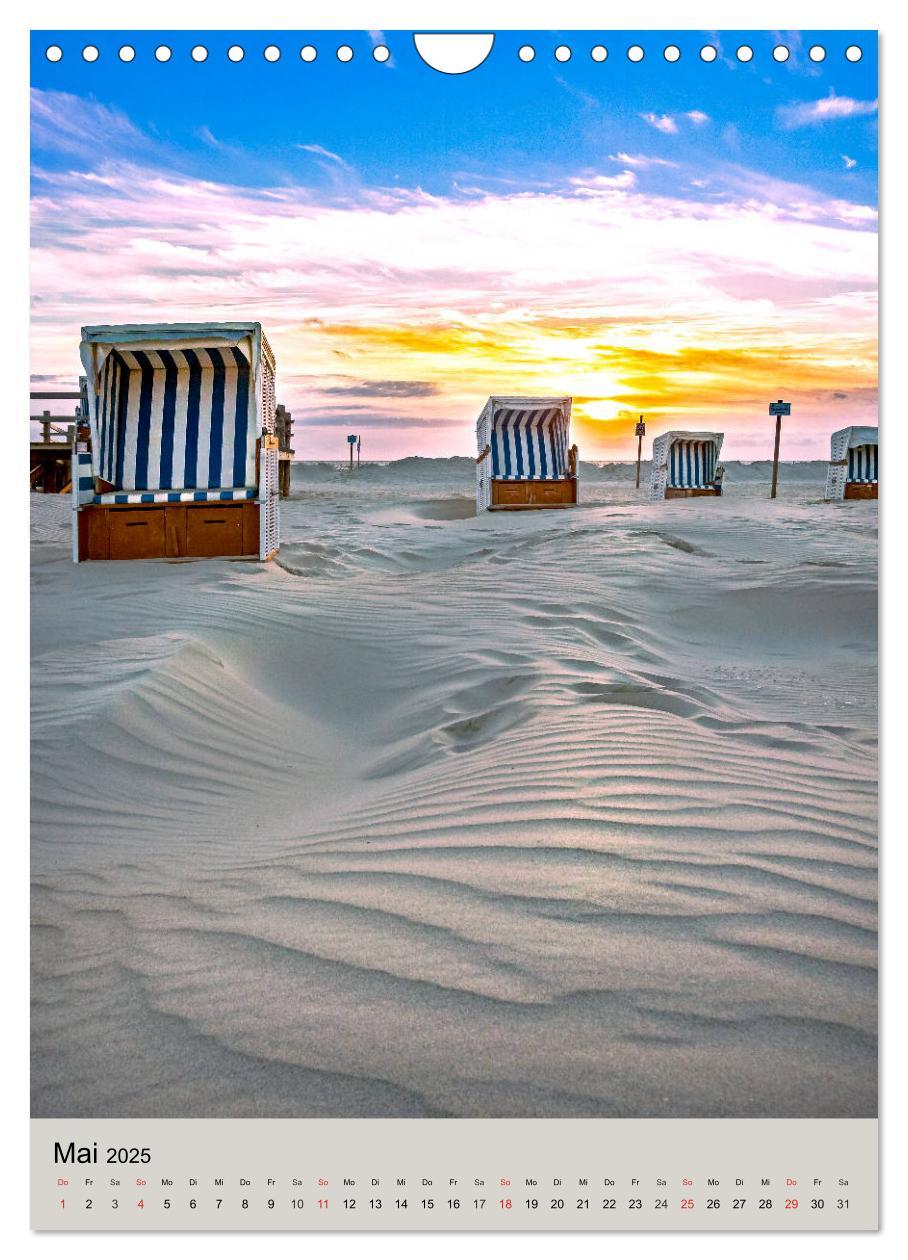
577,399,625,424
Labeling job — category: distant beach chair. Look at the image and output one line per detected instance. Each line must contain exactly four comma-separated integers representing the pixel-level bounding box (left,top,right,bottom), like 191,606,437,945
73,322,280,561
475,396,577,511
650,431,724,500
825,426,878,501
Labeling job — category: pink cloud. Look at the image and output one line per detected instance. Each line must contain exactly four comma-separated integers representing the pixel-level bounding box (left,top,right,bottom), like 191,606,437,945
30,145,877,457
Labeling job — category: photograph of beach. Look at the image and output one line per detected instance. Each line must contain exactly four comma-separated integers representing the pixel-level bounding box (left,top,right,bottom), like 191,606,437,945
31,30,877,1120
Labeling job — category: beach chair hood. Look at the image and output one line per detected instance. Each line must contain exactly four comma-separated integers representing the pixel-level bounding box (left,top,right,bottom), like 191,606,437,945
78,322,274,494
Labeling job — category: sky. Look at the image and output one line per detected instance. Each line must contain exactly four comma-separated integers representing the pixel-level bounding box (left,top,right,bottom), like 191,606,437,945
30,29,878,460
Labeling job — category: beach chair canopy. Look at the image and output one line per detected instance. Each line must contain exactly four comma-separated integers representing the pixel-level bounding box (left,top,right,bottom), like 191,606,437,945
652,430,724,489
477,397,572,481
649,430,724,500
78,322,275,502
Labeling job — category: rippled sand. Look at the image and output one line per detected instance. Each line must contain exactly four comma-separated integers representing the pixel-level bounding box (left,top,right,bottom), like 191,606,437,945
31,463,877,1118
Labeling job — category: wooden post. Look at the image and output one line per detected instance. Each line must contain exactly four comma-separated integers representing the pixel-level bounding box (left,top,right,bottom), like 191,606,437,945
275,404,293,498
770,416,782,499
768,400,790,499
42,412,51,444
357,436,361,468
634,416,646,489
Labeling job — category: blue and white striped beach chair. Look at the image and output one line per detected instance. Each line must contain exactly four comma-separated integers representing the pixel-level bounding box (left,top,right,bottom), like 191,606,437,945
650,431,724,500
74,323,280,561
476,396,577,511
825,426,878,501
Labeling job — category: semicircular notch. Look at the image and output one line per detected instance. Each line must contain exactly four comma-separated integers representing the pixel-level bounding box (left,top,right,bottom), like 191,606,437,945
413,33,495,74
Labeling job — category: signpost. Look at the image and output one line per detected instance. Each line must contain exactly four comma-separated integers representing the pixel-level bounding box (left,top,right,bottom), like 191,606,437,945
347,433,358,471
635,416,646,489
768,400,791,499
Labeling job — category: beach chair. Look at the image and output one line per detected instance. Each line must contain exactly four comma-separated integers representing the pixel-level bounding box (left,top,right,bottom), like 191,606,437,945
825,426,878,501
475,396,577,511
650,431,724,500
73,322,280,561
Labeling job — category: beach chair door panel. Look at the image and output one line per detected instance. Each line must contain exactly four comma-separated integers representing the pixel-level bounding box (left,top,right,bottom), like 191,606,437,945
534,481,572,505
494,482,531,507
107,509,166,560
186,505,245,556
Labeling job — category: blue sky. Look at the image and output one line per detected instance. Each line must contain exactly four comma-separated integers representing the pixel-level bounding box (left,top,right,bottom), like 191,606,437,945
32,30,878,201
30,30,878,457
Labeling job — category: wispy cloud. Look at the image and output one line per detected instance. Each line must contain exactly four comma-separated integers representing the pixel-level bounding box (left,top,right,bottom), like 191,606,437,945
609,152,678,169
641,112,678,134
641,110,710,136
778,91,879,129
318,379,439,398
569,171,637,194
297,143,350,167
30,88,148,161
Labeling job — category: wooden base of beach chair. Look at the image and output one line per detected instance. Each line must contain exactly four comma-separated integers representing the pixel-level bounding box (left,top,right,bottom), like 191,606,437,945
489,478,577,509
843,482,878,500
78,501,261,561
664,486,723,499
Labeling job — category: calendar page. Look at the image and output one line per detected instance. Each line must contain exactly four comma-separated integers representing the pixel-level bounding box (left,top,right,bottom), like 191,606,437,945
29,11,879,1235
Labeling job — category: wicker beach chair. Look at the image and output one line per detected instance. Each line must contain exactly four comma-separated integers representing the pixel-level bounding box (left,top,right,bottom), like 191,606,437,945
475,396,578,511
825,426,878,501
650,431,724,500
73,322,280,561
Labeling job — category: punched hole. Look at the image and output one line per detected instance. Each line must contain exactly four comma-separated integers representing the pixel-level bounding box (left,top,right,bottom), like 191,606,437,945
264,45,280,62
773,45,790,62
664,45,681,62
337,45,354,62
82,45,99,62
846,45,863,62
700,45,718,62
118,45,136,62
300,45,317,62
154,46,172,63
518,45,535,62
554,45,571,62
627,44,644,62
809,45,826,62
373,44,390,62
45,45,63,62
227,45,245,62
736,45,753,62
591,45,607,63
191,45,208,62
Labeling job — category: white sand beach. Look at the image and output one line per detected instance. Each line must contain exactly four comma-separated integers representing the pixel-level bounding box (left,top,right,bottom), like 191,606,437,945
31,461,877,1119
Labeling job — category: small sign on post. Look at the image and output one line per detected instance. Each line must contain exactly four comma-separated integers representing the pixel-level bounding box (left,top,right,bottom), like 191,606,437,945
768,400,791,499
634,416,646,489
347,433,358,471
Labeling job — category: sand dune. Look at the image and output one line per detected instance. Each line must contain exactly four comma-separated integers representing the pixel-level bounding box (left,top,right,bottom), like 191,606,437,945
31,464,877,1118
